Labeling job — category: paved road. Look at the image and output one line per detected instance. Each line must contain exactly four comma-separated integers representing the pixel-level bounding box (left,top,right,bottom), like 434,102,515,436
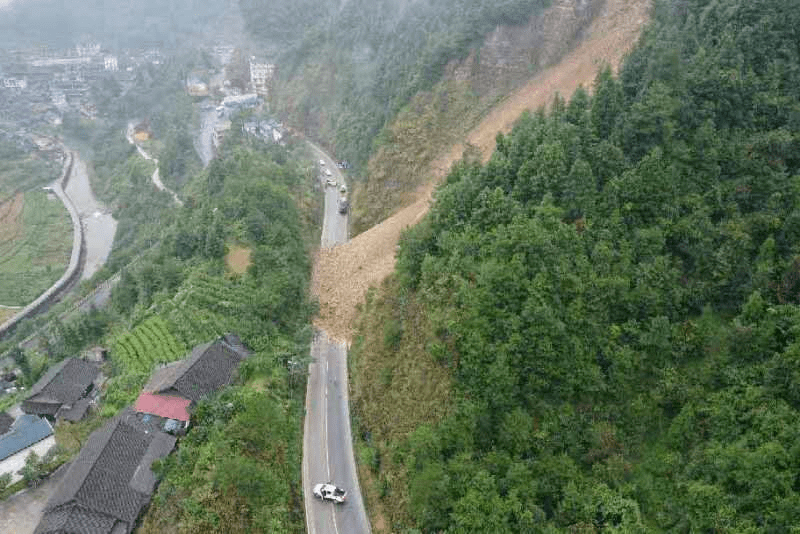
304,144,370,534
126,123,183,205
309,145,349,247
305,333,370,534
0,462,71,534
195,103,223,168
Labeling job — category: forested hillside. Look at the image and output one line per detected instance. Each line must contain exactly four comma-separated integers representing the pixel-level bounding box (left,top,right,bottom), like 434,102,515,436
130,137,313,532
352,0,800,531
241,0,552,167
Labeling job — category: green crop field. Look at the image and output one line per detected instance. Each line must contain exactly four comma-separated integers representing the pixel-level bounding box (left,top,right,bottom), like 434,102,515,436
0,190,73,307
0,141,59,203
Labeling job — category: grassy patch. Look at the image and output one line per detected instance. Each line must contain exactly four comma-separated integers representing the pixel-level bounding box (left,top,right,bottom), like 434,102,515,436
0,191,73,306
0,141,59,203
350,277,453,531
0,307,19,324
54,411,110,458
225,245,252,274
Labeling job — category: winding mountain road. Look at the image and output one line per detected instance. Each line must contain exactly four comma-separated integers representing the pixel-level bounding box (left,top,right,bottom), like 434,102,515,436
303,145,370,534
126,123,183,206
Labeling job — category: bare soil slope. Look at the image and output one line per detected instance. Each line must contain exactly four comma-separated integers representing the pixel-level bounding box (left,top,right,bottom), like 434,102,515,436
313,0,652,341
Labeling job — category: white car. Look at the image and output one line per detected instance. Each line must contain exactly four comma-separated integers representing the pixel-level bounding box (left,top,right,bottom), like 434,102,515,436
324,169,333,177
326,178,337,187
319,159,325,166
313,483,346,503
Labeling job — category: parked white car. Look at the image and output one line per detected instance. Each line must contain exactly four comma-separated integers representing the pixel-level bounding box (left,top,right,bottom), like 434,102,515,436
313,483,346,503
319,159,325,166
326,178,337,187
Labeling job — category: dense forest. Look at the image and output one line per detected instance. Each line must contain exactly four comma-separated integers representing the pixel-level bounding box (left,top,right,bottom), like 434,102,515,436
352,0,800,531
241,0,551,167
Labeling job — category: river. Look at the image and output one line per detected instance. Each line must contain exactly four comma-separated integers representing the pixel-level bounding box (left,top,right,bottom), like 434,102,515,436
64,154,117,280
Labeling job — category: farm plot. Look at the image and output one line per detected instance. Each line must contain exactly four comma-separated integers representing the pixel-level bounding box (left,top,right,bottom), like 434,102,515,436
0,191,73,306
0,143,59,203
110,316,187,375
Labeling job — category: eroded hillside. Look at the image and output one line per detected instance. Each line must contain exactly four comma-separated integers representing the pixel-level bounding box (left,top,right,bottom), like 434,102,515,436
314,0,652,342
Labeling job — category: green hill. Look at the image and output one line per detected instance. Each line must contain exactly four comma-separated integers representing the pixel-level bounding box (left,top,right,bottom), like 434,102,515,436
351,0,800,531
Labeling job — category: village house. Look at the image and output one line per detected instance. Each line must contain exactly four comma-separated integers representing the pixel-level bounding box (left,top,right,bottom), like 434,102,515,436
132,334,249,431
22,358,101,422
142,333,249,403
34,409,176,534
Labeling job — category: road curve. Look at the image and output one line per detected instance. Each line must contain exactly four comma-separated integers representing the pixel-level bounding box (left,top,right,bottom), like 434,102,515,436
303,145,370,534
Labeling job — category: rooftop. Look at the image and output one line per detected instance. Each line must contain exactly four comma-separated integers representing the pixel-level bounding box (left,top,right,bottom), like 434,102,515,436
0,414,53,462
134,393,191,422
25,358,99,408
35,409,176,534
144,334,249,403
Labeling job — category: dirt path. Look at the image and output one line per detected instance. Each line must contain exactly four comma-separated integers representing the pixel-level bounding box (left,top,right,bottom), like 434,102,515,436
313,0,652,341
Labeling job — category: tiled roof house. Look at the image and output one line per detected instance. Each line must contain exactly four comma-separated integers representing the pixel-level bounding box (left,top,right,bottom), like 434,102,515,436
34,409,176,534
22,358,100,420
142,334,249,403
0,414,55,483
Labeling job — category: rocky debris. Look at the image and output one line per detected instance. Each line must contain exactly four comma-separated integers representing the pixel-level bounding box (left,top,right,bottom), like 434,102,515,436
313,0,652,343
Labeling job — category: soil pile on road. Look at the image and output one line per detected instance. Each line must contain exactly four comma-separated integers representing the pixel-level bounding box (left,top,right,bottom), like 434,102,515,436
313,0,652,341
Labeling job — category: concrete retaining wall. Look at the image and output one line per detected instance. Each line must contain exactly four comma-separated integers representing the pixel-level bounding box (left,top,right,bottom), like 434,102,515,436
0,152,85,339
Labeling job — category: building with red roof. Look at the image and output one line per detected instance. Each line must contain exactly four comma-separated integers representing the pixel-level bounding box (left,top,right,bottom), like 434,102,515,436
133,393,191,422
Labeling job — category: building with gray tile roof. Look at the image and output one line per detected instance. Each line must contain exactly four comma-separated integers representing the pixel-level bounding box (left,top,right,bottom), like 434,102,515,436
143,334,249,403
22,358,100,419
34,409,176,534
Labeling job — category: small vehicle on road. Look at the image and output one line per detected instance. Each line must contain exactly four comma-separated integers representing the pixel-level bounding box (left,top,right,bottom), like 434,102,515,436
338,198,349,214
313,483,346,503
339,184,347,194
319,159,325,166
324,168,333,177
326,178,337,187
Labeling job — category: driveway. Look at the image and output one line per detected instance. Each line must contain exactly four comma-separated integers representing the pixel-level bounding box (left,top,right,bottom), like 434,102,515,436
0,462,70,534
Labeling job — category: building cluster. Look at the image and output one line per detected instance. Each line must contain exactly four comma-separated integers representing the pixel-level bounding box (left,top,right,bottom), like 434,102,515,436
249,58,276,98
241,118,284,144
0,41,162,127
0,334,249,534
